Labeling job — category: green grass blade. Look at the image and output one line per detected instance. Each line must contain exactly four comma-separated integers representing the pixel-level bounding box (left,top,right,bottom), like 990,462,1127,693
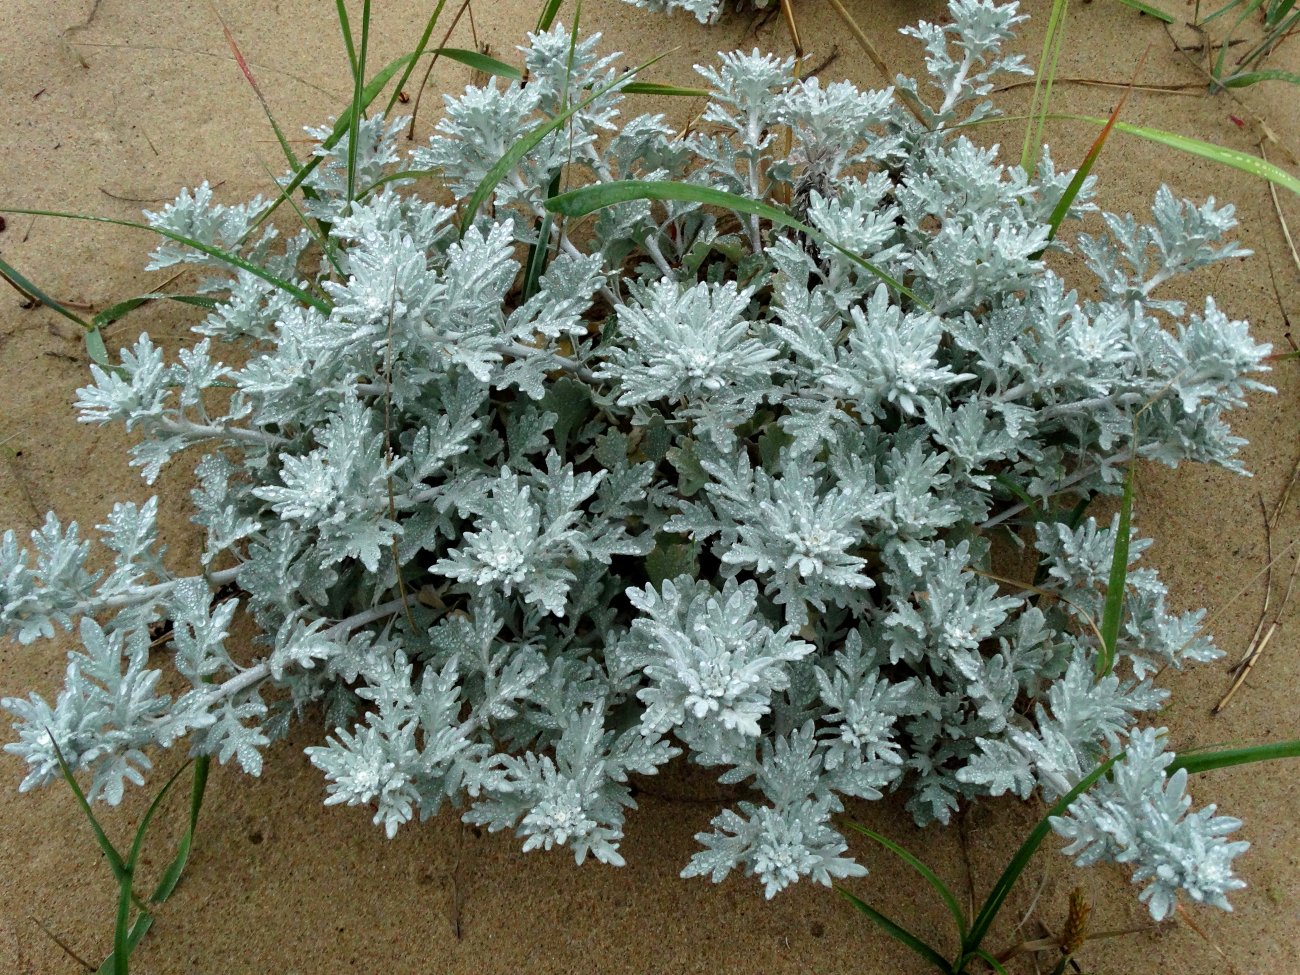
49,736,127,881
343,0,373,209
524,171,563,303
1171,739,1300,774
836,886,954,973
1046,47,1150,243
1022,0,1069,175
436,46,523,79
93,293,219,331
963,753,1122,957
975,948,1013,974
844,824,968,940
1215,0,1266,77
384,0,450,117
994,473,1040,522
458,52,667,236
1096,467,1134,677
333,0,359,79
621,81,710,97
110,880,132,975
150,756,210,904
0,252,110,366
0,208,329,313
545,180,925,306
1223,69,1300,87
95,915,152,975
1199,0,1255,24
1111,0,1175,21
412,50,705,97
245,51,418,236
536,0,565,31
971,113,1300,198
0,252,93,331
124,762,191,872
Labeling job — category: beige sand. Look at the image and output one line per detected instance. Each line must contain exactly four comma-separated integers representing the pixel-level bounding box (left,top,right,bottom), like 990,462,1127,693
1,1,1296,972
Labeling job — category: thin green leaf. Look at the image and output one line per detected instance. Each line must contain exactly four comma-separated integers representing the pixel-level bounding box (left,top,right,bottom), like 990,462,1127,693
150,756,210,904
343,0,373,209
963,753,1122,957
1111,0,1175,21
92,293,218,331
976,948,1013,975
1223,69,1300,87
85,327,110,367
0,208,329,313
0,252,92,330
246,51,418,235
383,0,450,116
621,81,710,97
524,171,563,303
994,473,1040,522
333,0,359,78
1046,47,1149,242
545,180,925,306
536,0,565,32
1022,0,1069,175
837,886,954,973
967,113,1300,198
125,762,192,872
435,47,523,80
111,880,132,975
48,735,127,881
458,53,668,236
1096,467,1134,677
95,915,152,975
1171,738,1300,774
844,824,968,940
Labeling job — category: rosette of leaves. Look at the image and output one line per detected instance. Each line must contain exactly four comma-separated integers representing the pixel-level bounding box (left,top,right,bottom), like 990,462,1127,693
1,2,1272,920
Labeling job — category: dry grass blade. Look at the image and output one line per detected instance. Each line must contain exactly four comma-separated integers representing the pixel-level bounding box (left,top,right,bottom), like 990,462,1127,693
1215,451,1300,712
1261,140,1300,277
821,0,927,123
408,0,474,141
28,916,93,972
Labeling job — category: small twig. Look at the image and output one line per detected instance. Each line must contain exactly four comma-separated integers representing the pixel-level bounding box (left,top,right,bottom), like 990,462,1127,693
957,806,979,924
448,821,468,939
994,77,1203,96
805,45,840,78
98,187,177,204
27,916,93,972
1215,451,1300,712
62,0,104,68
407,0,475,141
1260,140,1300,280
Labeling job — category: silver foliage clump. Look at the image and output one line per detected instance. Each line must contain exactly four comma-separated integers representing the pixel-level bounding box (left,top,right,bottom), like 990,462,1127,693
618,0,771,25
1,2,1270,920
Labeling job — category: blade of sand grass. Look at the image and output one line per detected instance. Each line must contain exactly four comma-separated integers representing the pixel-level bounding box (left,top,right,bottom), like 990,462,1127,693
383,0,450,117
1022,0,1070,176
248,50,418,236
1111,0,1175,21
964,113,1300,197
1096,466,1134,677
0,208,329,313
460,52,669,235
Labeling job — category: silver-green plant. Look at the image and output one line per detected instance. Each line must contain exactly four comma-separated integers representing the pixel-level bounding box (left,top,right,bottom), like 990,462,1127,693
0,1,1274,922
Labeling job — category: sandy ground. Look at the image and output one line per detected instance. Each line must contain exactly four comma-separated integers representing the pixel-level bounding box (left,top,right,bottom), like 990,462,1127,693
0,1,1297,972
